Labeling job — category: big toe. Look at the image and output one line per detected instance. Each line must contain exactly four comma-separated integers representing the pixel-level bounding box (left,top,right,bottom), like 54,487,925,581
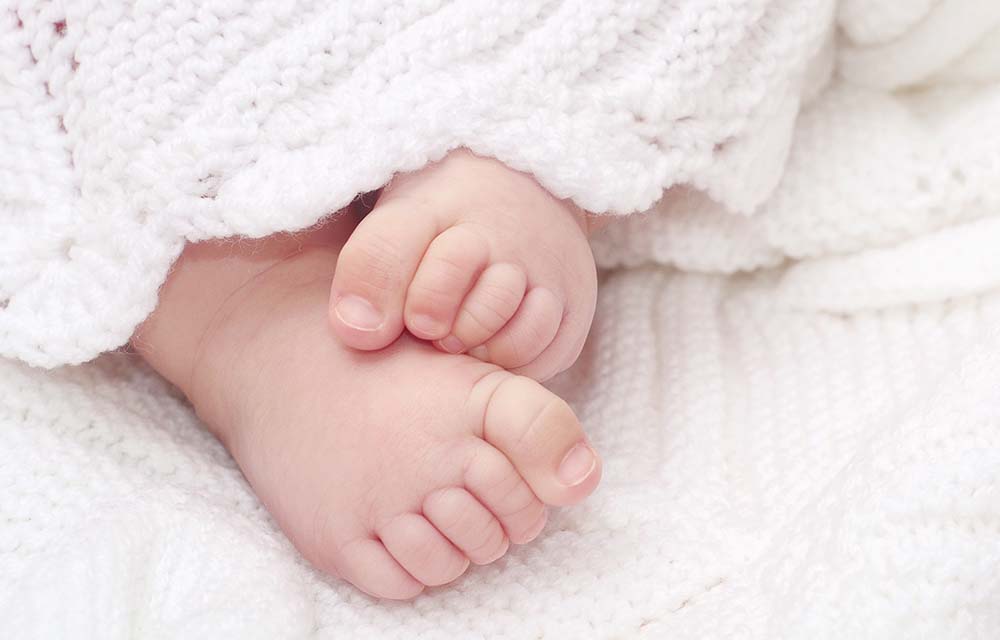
329,199,440,350
471,372,601,506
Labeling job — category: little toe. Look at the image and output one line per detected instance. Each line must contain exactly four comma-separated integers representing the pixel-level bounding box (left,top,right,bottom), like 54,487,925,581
333,538,425,600
471,372,601,507
330,198,441,350
378,513,470,587
437,262,526,354
506,306,591,382
404,225,489,341
462,442,548,544
423,487,510,564
470,287,562,370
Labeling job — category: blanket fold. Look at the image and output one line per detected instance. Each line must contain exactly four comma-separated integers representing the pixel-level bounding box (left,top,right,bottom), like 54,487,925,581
2,0,832,367
2,1,1000,637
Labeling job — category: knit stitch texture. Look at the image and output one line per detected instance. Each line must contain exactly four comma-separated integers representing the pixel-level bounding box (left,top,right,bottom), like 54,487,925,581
1,0,833,367
2,1,1000,637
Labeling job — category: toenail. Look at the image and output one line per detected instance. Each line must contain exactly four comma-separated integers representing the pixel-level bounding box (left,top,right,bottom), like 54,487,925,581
334,295,383,331
439,335,465,354
468,345,489,360
557,442,597,486
408,313,444,337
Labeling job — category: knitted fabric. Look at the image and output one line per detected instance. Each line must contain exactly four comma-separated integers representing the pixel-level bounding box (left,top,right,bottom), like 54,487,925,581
1,0,832,367
2,277,999,639
2,1,1000,637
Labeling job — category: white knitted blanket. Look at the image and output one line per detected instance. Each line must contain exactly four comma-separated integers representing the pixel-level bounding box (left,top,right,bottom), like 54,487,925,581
3,1,1000,637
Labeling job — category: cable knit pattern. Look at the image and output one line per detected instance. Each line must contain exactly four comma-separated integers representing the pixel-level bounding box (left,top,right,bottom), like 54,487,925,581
2,0,1000,637
1,0,832,367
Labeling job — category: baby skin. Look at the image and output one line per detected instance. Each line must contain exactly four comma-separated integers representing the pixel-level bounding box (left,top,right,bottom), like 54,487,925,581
134,150,602,599
330,150,599,382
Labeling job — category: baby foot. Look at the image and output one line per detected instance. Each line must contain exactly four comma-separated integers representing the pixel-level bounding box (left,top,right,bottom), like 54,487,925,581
198,249,601,599
329,149,598,381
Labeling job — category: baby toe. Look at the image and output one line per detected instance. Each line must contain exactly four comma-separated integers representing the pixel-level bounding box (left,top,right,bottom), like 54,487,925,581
423,487,510,564
404,225,489,341
377,513,470,588
469,287,562,370
471,372,601,507
437,262,526,354
461,443,548,544
332,537,425,600
329,199,440,351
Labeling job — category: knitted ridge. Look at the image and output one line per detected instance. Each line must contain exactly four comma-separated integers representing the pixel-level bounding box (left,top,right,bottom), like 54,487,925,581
2,1,1000,636
1,0,830,367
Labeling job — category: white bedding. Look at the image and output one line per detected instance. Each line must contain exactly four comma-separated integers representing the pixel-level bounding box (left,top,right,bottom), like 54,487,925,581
2,267,999,639
2,1,1000,637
